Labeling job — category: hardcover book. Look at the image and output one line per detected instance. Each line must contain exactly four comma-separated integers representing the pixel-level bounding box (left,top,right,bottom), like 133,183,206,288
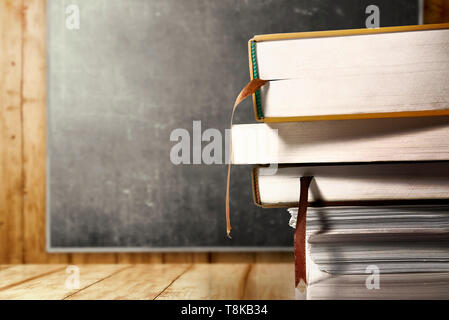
231,116,449,165
248,24,449,122
252,163,449,208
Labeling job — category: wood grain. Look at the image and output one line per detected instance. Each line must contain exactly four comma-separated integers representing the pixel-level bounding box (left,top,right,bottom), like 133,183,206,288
70,253,117,264
0,265,13,272
163,253,211,263
210,252,255,263
0,264,128,300
0,264,295,299
255,252,293,263
68,264,190,300
22,0,69,264
210,253,294,263
0,264,64,291
116,253,164,263
156,264,251,299
243,263,295,299
0,0,24,264
425,0,449,23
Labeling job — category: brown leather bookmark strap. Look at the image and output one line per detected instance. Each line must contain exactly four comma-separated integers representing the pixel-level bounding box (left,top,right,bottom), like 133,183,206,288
226,79,268,238
294,176,313,289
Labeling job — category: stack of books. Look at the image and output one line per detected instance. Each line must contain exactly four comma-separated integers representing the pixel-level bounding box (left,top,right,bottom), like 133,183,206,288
231,24,449,299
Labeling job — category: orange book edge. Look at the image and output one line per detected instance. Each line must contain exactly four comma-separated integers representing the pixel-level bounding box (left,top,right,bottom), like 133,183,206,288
251,165,449,209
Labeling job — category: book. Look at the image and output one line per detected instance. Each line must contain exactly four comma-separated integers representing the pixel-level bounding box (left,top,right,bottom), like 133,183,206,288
304,273,449,300
248,24,449,122
287,205,449,299
231,116,449,165
230,24,449,299
252,163,449,208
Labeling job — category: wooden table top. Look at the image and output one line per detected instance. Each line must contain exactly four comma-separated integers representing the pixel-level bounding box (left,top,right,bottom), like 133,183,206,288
0,264,295,300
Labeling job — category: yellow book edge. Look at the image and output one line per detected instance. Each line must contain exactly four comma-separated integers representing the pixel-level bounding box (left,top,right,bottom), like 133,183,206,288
247,23,449,123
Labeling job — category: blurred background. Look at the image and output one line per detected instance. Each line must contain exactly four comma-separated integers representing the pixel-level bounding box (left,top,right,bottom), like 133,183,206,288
1,0,448,264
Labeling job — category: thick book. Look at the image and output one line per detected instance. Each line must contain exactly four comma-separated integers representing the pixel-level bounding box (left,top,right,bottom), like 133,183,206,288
248,23,449,122
252,163,449,208
231,116,449,165
287,205,449,299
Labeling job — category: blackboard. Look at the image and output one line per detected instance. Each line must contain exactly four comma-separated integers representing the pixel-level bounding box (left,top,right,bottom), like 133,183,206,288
47,0,420,250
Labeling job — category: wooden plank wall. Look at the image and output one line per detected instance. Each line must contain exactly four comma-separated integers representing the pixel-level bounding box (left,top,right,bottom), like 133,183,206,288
425,0,449,23
0,0,448,264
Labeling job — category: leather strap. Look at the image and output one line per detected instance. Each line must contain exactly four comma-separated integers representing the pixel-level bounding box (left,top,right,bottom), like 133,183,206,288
226,79,268,238
294,176,313,290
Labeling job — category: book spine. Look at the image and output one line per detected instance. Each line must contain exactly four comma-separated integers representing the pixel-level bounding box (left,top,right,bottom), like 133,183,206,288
251,166,262,206
250,41,264,120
